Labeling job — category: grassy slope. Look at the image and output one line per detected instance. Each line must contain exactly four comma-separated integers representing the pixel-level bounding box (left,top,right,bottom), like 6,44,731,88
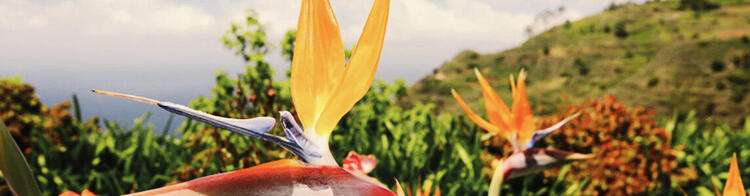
409,1,750,125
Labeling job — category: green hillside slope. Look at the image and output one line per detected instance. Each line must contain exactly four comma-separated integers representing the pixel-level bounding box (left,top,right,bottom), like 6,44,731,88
409,0,750,125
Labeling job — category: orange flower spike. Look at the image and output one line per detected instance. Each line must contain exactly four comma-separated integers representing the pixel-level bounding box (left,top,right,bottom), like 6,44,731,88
453,69,580,151
451,89,500,133
510,70,535,146
290,0,390,165
473,69,512,133
315,0,390,137
92,0,396,195
724,153,746,196
458,69,589,195
291,0,347,136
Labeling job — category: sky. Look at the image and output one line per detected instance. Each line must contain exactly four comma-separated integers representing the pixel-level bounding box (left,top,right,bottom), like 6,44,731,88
0,0,641,129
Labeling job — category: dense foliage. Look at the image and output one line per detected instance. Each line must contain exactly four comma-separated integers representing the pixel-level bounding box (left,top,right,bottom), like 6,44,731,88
3,76,750,195
540,96,685,195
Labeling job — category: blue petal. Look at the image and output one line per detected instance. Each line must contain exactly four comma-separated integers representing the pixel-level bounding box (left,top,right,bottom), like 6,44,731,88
94,90,321,164
158,102,275,137
279,111,321,161
159,103,319,162
525,113,580,148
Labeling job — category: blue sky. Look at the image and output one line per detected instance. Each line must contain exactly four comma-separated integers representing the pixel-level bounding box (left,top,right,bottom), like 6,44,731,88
0,0,641,129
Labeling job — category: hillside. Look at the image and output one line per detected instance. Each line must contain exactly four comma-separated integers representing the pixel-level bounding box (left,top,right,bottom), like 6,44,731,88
409,1,750,125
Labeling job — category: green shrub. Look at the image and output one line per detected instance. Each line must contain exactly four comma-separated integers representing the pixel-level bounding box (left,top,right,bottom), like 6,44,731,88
648,77,660,87
574,58,590,75
711,60,726,72
678,0,720,11
614,21,629,38
726,72,750,103
332,80,487,194
494,56,505,64
1,78,189,195
665,112,750,195
468,63,480,69
716,81,727,90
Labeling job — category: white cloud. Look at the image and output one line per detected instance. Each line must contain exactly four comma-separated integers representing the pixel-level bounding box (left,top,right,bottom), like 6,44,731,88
0,0,216,36
97,2,215,35
0,0,644,127
0,0,643,81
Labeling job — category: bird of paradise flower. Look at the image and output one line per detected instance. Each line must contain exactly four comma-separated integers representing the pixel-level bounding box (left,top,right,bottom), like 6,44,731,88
451,69,592,195
88,0,395,195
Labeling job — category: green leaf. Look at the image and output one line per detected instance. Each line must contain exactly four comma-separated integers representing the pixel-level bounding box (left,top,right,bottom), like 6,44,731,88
0,119,42,196
455,143,473,171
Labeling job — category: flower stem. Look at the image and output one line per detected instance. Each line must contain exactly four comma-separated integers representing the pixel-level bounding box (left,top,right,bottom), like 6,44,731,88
488,160,505,196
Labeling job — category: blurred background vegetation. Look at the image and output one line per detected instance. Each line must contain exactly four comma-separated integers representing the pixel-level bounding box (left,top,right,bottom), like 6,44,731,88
1,0,750,195
411,0,750,126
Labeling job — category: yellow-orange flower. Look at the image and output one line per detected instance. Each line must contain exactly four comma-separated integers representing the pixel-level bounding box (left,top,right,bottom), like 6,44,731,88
90,0,395,194
451,69,578,152
93,0,389,166
290,0,389,165
452,69,588,196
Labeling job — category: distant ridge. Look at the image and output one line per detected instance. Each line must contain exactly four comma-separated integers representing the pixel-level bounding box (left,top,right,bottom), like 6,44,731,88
408,0,750,125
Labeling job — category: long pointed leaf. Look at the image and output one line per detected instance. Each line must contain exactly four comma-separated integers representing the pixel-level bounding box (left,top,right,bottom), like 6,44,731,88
0,119,42,196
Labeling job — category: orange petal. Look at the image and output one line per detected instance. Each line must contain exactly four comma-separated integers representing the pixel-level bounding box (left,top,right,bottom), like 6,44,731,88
451,89,500,133
511,70,535,144
58,189,95,196
315,0,390,137
473,69,512,133
59,191,80,196
81,189,96,196
517,115,535,146
724,153,746,196
395,179,406,196
291,0,346,132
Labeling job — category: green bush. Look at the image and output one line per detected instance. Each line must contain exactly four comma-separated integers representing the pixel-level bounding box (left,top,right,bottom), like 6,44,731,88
614,21,629,38
1,77,192,195
711,60,726,72
726,71,750,103
666,112,750,195
573,58,590,75
331,80,487,194
678,0,720,11
648,76,660,87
